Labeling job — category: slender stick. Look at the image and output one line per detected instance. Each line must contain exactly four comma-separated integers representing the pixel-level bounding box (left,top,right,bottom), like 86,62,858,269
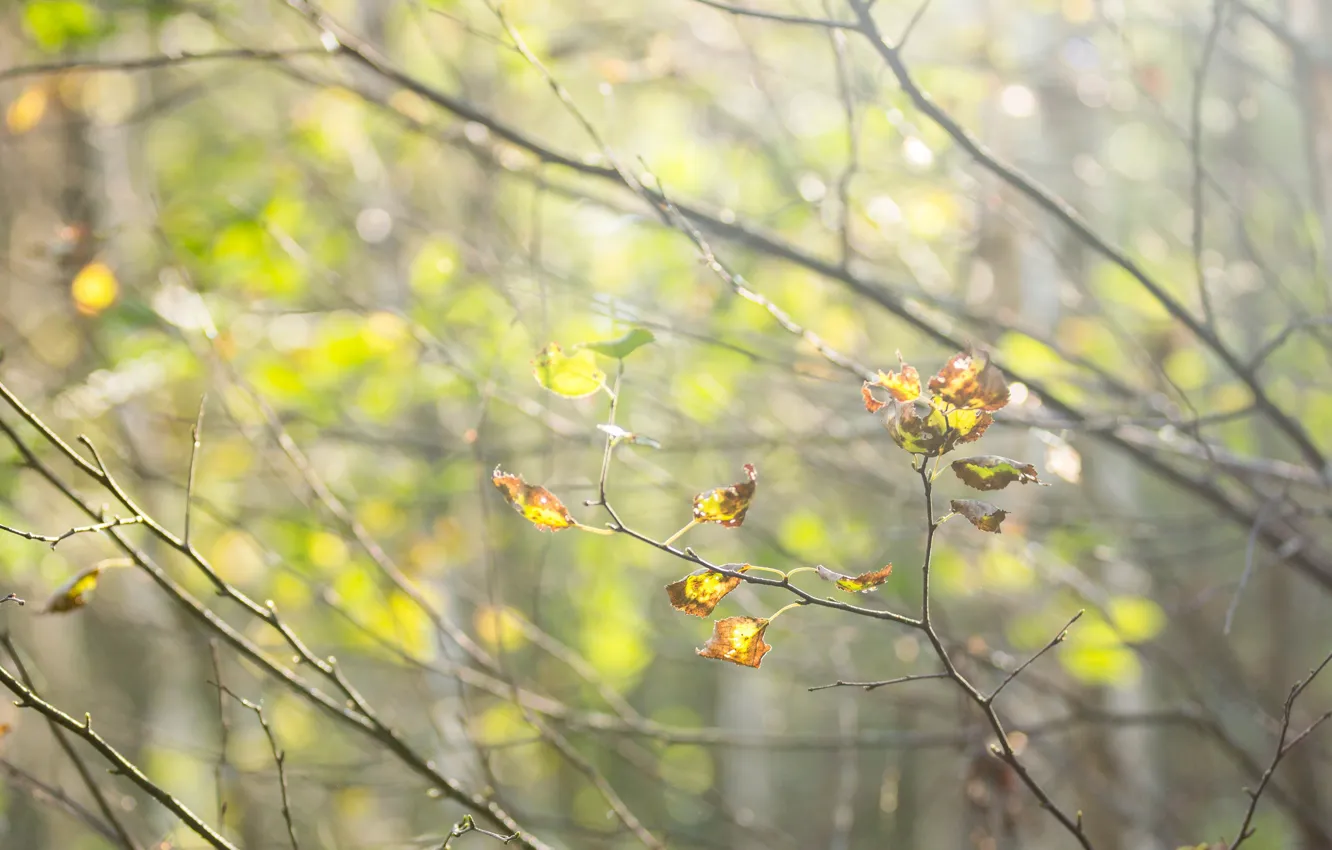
185,394,207,547
0,636,140,850
0,662,235,850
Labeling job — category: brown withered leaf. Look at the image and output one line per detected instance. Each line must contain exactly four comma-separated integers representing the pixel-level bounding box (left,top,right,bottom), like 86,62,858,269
929,348,1010,412
951,456,1046,491
697,616,772,668
861,383,887,414
666,567,746,617
492,466,576,531
951,499,1008,533
693,463,758,527
815,564,894,593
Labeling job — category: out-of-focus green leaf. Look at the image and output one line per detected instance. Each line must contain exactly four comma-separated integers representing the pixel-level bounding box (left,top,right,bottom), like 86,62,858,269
577,328,655,360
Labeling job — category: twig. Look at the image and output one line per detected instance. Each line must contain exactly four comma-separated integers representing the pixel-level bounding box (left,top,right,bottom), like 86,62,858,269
1230,648,1332,849
1190,0,1229,328
0,635,139,850
208,640,231,831
0,593,22,606
808,672,949,692
213,685,300,850
0,661,234,850
185,394,207,547
686,0,853,28
0,47,334,83
439,814,520,848
987,611,1084,703
0,757,122,844
0,515,145,549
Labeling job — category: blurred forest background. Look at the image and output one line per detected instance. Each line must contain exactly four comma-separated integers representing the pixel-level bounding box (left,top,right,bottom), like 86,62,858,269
4,0,1332,848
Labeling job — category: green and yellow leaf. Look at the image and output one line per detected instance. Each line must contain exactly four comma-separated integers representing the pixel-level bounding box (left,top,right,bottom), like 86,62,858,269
692,463,757,528
815,564,894,593
666,567,746,617
929,348,1010,411
532,342,605,398
951,456,1045,491
492,466,577,531
951,499,1008,533
696,616,772,668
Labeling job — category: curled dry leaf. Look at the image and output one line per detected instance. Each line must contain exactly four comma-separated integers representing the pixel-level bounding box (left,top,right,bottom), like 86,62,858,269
950,499,1008,533
815,564,894,593
951,456,1046,491
492,466,577,531
42,564,107,613
693,463,758,528
929,348,1010,412
697,616,772,668
532,342,605,398
863,353,921,412
666,567,747,617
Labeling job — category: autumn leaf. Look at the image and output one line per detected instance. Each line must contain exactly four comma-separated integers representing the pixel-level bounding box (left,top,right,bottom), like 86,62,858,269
693,463,758,528
666,567,747,617
696,616,772,668
929,348,1009,411
883,397,992,456
940,404,992,448
815,564,894,593
42,564,108,613
491,466,576,531
861,384,887,413
532,342,605,398
862,354,921,412
951,456,1046,491
951,499,1008,533
578,328,655,360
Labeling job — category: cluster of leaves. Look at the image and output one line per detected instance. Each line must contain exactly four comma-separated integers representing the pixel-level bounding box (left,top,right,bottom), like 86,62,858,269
496,346,1050,669
866,349,1045,533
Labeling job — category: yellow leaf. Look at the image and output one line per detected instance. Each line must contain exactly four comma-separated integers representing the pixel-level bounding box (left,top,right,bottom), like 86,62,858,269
692,464,757,528
71,260,118,316
815,563,894,593
928,348,1010,411
532,342,605,398
6,84,48,135
950,499,1007,533
696,616,772,668
42,563,106,613
491,467,576,531
666,567,745,617
951,456,1045,491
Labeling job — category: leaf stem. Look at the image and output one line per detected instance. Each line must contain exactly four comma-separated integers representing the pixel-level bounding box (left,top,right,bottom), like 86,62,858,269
766,601,807,623
782,566,819,580
662,519,700,548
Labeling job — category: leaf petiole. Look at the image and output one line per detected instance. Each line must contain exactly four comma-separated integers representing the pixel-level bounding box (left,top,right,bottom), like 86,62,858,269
766,601,806,623
782,566,819,580
663,519,700,547
742,565,787,578
573,522,616,536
